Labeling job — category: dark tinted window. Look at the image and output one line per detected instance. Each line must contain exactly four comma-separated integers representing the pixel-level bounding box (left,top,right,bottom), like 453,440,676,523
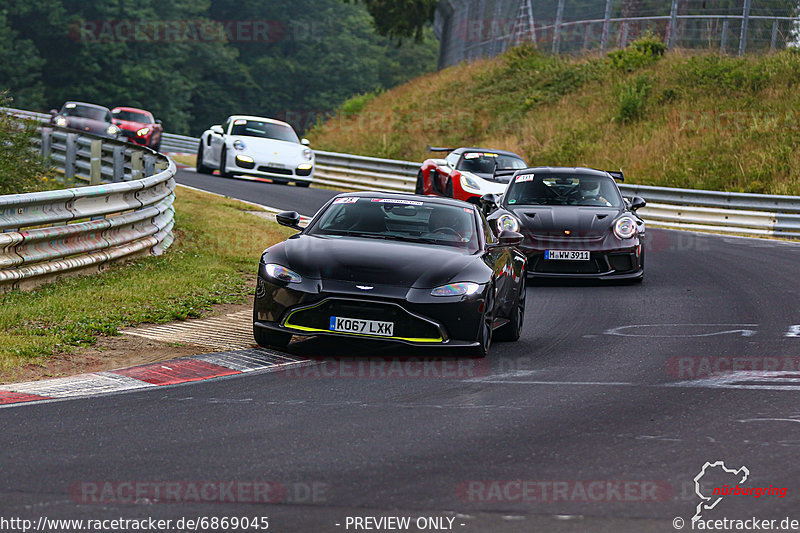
230,120,299,143
505,173,623,208
112,109,151,123
457,152,526,173
61,104,107,121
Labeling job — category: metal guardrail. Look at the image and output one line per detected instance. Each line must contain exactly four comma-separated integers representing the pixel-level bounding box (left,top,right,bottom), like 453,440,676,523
0,110,176,291
12,106,800,240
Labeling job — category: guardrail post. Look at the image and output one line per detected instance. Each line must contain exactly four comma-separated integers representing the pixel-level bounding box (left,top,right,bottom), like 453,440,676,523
552,0,565,54
720,20,729,53
131,151,143,181
64,132,77,182
112,145,125,182
144,154,156,177
738,0,751,56
41,126,51,159
90,139,102,185
667,0,679,49
770,19,779,51
600,0,612,50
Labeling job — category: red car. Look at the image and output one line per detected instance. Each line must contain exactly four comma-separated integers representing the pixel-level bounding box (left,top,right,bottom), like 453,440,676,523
111,106,163,150
416,147,528,204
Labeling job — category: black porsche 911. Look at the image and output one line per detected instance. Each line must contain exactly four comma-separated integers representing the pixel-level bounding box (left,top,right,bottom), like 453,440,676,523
484,167,646,281
253,192,528,357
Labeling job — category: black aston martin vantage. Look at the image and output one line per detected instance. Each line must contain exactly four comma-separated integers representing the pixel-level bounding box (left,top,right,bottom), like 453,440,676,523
484,167,646,281
253,192,527,357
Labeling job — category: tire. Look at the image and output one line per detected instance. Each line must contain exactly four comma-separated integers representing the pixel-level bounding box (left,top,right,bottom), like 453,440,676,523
219,146,233,178
495,275,526,342
272,178,288,185
253,323,291,349
296,181,310,187
196,141,213,174
415,170,424,194
445,178,454,198
468,285,495,358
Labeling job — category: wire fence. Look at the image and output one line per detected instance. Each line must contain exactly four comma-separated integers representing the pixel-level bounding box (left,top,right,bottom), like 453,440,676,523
434,0,800,67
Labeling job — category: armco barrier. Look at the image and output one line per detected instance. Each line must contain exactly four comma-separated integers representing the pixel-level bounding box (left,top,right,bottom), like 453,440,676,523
0,111,176,291
10,106,800,239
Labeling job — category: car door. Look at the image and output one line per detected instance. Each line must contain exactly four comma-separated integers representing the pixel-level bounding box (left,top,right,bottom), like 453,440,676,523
479,212,512,319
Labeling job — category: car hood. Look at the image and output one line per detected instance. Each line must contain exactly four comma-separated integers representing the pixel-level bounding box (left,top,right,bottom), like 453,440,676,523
266,235,486,289
230,136,309,161
461,171,508,195
114,119,149,131
65,117,108,134
509,205,622,236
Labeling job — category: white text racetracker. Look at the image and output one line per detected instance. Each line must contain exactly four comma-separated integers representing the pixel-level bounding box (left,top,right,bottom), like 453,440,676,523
330,317,394,337
545,250,590,261
340,516,461,530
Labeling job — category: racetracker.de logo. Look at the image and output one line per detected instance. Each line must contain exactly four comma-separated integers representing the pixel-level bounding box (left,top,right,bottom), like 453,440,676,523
457,480,673,503
68,20,301,43
667,356,800,379
282,357,491,379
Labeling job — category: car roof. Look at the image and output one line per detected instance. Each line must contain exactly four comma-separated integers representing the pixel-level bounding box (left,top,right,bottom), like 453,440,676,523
515,166,615,178
452,147,525,159
227,115,292,128
331,191,477,209
63,101,111,112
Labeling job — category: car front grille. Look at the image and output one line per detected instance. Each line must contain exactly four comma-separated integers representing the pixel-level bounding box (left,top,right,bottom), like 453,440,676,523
258,165,293,175
283,298,443,342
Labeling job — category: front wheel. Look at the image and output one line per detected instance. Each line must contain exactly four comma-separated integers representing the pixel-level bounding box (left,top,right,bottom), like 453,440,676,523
468,286,494,357
445,178,454,198
495,275,525,342
254,324,291,349
196,141,213,174
415,170,424,194
219,147,233,178
296,181,310,187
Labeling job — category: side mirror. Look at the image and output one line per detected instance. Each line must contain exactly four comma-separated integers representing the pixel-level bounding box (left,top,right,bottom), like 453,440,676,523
156,119,162,125
210,125,224,135
49,109,58,115
630,196,646,210
276,210,302,229
479,193,499,216
300,138,310,146
497,229,523,247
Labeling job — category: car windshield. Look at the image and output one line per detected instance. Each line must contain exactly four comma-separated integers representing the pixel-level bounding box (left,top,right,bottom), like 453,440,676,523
230,119,299,143
307,198,479,251
112,109,151,123
61,104,107,121
456,152,526,174
505,173,623,208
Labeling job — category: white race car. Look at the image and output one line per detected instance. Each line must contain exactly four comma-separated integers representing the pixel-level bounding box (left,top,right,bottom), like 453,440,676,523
196,115,314,187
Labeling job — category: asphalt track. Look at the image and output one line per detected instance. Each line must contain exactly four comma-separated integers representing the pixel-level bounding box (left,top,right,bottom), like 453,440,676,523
2,169,800,532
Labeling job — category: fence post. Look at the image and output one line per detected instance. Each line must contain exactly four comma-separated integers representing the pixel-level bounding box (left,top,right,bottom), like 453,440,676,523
720,20,729,53
131,151,143,181
667,0,679,49
90,139,102,185
64,132,77,182
583,22,592,50
552,0,565,54
620,21,629,47
770,19,779,51
112,145,125,182
600,0,612,50
41,127,51,160
739,0,751,56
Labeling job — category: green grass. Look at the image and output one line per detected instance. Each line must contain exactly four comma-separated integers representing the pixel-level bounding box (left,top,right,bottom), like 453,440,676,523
0,186,293,379
308,38,800,195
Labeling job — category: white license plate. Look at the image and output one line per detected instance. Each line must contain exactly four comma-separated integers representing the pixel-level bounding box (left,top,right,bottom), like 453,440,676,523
329,316,394,337
545,250,590,261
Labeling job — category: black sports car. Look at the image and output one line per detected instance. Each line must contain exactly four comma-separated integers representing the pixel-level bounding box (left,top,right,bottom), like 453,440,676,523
253,192,527,357
484,167,646,281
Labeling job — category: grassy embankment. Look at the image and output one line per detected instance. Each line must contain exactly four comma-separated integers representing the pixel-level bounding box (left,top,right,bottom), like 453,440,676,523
0,187,293,380
309,37,800,195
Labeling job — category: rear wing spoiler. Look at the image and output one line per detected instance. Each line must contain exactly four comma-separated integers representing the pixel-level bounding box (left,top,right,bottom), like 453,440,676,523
606,170,624,182
427,145,454,153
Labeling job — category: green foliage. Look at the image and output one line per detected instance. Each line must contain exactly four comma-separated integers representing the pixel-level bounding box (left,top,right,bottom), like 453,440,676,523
0,0,438,135
344,0,437,43
0,94,54,194
340,90,382,115
607,33,666,71
615,75,652,123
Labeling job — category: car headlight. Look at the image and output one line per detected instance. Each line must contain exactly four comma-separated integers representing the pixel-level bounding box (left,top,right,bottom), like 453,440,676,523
107,125,119,135
55,116,67,127
233,139,246,151
302,147,313,161
497,214,519,233
614,216,637,239
136,127,150,137
264,263,302,283
431,282,481,297
460,174,480,191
